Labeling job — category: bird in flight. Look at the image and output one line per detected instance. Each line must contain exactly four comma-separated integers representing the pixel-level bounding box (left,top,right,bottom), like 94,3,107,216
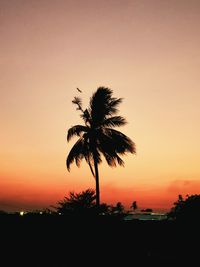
76,88,82,93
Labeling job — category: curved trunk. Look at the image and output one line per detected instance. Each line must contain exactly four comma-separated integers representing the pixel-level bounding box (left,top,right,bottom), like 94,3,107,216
94,157,100,209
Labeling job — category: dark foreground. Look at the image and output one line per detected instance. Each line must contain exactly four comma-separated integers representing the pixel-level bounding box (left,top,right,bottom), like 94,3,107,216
0,215,199,266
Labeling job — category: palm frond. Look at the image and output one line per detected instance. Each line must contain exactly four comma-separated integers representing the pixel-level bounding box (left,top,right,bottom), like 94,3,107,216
89,87,113,124
101,149,125,167
88,160,95,177
107,98,123,115
72,97,83,112
84,152,95,177
67,125,88,142
104,128,136,154
66,138,85,171
89,87,124,127
95,130,125,167
115,154,124,166
80,108,91,125
102,152,116,167
92,148,102,165
102,116,127,128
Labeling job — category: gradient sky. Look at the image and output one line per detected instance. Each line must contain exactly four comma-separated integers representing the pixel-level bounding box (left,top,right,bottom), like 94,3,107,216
1,0,200,212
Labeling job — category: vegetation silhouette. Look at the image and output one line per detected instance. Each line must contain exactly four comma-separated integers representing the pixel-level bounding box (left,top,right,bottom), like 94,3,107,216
112,201,125,214
55,188,128,219
55,188,97,216
66,87,136,209
130,200,138,212
1,193,200,265
168,194,200,223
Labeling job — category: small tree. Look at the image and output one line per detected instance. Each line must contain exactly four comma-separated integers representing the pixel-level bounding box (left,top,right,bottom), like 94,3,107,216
130,201,137,212
110,202,125,215
56,189,96,216
98,203,111,215
168,194,200,222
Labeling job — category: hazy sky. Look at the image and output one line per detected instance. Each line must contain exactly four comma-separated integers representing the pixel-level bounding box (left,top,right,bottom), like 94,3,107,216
1,0,200,211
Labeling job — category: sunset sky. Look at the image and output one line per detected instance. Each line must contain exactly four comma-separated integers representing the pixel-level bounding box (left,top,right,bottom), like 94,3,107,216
1,0,200,212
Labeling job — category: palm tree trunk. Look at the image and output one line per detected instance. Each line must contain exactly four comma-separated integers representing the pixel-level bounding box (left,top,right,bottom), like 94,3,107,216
94,158,100,209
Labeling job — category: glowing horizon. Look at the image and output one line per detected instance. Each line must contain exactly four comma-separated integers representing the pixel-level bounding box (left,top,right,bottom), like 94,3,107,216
1,0,200,212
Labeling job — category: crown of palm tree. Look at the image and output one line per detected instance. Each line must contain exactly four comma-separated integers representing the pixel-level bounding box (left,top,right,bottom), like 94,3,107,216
67,87,136,173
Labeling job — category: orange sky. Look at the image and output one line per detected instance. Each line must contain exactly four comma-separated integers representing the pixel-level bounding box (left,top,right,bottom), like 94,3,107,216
1,0,200,212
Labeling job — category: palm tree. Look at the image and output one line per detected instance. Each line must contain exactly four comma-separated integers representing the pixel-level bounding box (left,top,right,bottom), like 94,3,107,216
66,87,136,209
130,201,138,212
56,189,96,216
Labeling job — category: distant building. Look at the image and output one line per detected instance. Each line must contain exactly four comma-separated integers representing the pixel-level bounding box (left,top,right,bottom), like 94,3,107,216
123,212,167,221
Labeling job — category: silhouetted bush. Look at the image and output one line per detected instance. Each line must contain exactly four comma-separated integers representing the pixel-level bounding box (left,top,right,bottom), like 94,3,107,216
130,201,138,211
55,188,97,216
168,194,200,222
0,210,7,215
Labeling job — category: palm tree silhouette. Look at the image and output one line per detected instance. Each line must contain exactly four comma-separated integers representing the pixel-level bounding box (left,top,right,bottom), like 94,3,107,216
130,201,138,212
56,189,96,216
66,87,136,209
